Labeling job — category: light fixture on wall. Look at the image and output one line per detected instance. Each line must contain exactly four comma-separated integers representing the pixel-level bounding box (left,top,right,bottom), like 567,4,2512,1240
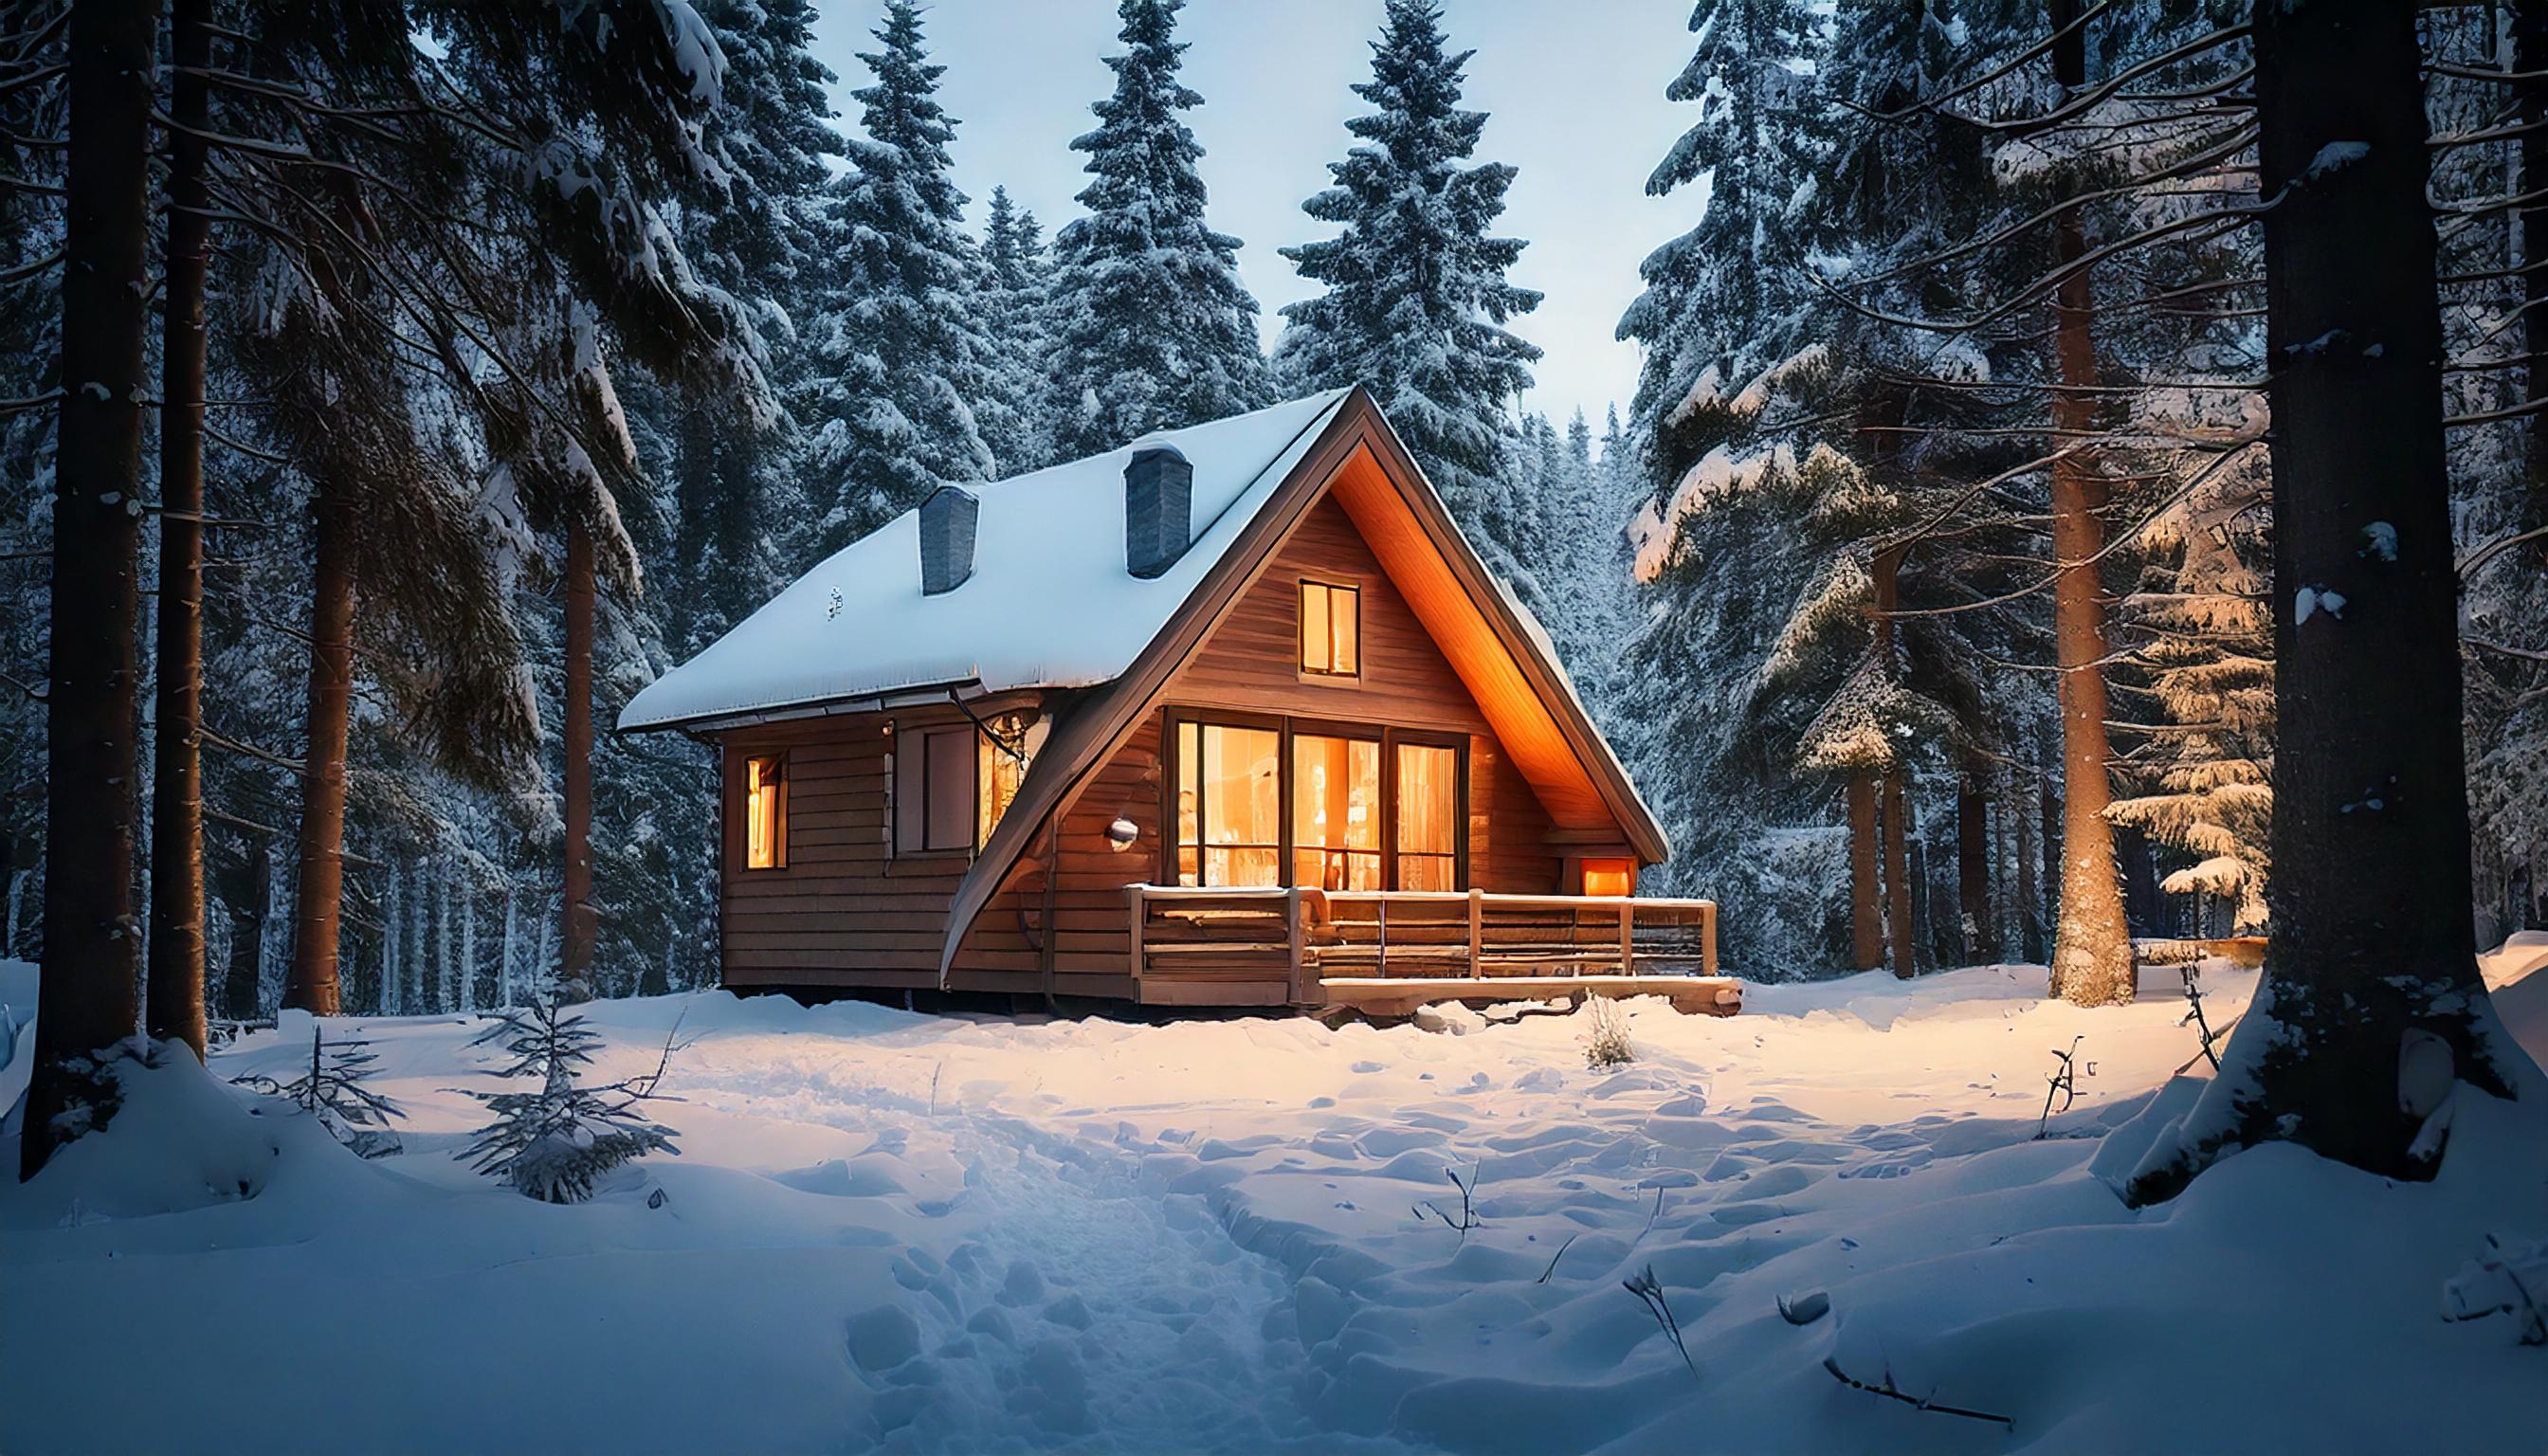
1106,816,1139,853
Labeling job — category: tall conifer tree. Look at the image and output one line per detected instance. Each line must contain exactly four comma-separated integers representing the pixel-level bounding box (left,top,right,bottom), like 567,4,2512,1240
1276,0,1540,564
1045,0,1269,458
800,1,1002,551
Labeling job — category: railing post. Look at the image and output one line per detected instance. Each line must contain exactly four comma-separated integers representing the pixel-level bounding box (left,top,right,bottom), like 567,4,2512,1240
1377,896,1389,979
1468,888,1483,979
1702,901,1718,978
1126,884,1145,982
1618,898,1634,977
1286,886,1305,1006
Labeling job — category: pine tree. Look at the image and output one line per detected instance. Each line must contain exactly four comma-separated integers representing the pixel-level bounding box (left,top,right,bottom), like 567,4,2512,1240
978,185,1056,475
1275,0,1541,565
460,999,679,1204
1045,0,1270,459
798,0,1002,553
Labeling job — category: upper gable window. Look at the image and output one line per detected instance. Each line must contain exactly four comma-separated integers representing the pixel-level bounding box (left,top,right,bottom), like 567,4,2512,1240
1299,579,1360,678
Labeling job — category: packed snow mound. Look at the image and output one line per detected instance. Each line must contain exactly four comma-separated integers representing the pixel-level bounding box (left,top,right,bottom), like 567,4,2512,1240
3,1042,284,1228
3,956,2544,1453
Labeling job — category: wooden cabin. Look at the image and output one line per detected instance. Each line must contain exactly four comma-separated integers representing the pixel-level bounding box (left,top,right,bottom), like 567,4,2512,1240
620,388,1733,1014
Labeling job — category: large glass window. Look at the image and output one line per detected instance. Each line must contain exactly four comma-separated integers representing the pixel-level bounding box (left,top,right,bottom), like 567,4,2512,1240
743,754,786,870
1300,580,1359,677
1170,717,1462,891
1395,742,1460,891
1176,721,1282,886
1293,734,1380,890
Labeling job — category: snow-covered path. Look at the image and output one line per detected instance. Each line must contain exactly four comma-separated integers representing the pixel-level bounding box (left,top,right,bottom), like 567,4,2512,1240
5,943,2546,1455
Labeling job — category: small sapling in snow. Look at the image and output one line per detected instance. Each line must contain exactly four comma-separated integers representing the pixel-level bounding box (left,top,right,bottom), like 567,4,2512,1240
234,1026,404,1158
1415,1164,1482,1241
459,1002,686,1203
1822,1356,2011,1427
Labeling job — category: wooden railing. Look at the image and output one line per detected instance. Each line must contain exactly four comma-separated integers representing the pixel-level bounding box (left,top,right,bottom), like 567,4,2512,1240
1125,884,1719,1005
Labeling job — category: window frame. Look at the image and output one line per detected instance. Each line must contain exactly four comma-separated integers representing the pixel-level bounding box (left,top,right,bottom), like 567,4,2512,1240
1296,577,1363,682
893,721,981,860
1161,709,1465,892
738,750,788,872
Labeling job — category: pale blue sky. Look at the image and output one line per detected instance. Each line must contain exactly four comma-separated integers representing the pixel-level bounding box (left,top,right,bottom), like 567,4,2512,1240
806,0,1702,433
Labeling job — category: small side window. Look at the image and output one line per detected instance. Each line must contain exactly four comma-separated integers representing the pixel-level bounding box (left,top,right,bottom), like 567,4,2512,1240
1300,580,1360,678
894,723,978,856
743,754,786,869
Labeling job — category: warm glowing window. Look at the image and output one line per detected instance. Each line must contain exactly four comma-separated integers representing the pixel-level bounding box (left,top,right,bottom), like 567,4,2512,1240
1394,743,1459,891
1300,580,1360,677
976,713,1033,851
1293,734,1381,890
743,754,786,870
1581,858,1636,897
1175,720,1282,886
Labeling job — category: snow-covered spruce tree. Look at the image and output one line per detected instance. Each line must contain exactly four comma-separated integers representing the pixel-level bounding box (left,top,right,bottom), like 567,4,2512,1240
461,1000,679,1204
2104,449,2273,937
798,0,1003,554
1275,0,1541,573
977,185,1056,476
236,1025,405,1158
1045,0,1271,459
1611,0,1852,974
2125,1,2530,1204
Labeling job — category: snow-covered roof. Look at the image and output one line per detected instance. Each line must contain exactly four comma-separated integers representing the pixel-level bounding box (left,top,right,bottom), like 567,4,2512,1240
619,389,1355,731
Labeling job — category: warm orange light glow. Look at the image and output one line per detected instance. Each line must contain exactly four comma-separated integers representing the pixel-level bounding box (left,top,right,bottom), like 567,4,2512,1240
745,755,784,869
1395,743,1458,890
1300,579,1359,676
1294,734,1380,889
1581,858,1635,897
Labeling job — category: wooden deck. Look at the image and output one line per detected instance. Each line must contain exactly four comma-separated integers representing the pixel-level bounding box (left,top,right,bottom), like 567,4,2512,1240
1125,885,1738,1015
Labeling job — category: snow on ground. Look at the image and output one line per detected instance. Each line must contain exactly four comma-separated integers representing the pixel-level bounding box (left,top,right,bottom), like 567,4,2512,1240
3,946,2546,1455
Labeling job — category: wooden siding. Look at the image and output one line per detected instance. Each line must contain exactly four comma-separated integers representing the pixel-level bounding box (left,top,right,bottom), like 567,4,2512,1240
719,705,984,991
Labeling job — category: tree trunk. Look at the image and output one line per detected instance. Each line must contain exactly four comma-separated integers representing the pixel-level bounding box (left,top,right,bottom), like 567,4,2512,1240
382,859,401,1015
561,519,597,1002
2127,0,2526,1205
1957,762,1993,962
2014,767,2042,962
1881,769,1917,979
499,881,518,1009
2521,2,2548,527
144,0,214,1062
23,0,156,1181
2043,0,2136,1008
282,480,356,1015
220,828,269,1021
1847,773,1883,971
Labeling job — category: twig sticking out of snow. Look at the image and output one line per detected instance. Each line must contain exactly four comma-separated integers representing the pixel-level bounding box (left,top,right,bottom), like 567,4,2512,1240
1581,996,1636,1069
2035,1035,2084,1139
1415,1166,1482,1242
1624,1266,1698,1378
2177,965,2224,1071
1822,1356,2011,1428
1535,1233,1580,1284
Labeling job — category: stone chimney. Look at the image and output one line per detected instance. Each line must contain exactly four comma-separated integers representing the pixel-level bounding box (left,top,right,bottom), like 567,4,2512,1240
1124,443,1192,579
919,484,977,595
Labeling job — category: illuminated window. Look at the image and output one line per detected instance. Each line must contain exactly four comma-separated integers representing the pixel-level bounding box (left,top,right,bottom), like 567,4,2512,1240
1581,857,1636,898
1299,580,1360,677
1293,734,1381,889
976,713,1033,851
1175,720,1282,886
1394,743,1459,891
743,754,786,870
1168,718,1464,892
